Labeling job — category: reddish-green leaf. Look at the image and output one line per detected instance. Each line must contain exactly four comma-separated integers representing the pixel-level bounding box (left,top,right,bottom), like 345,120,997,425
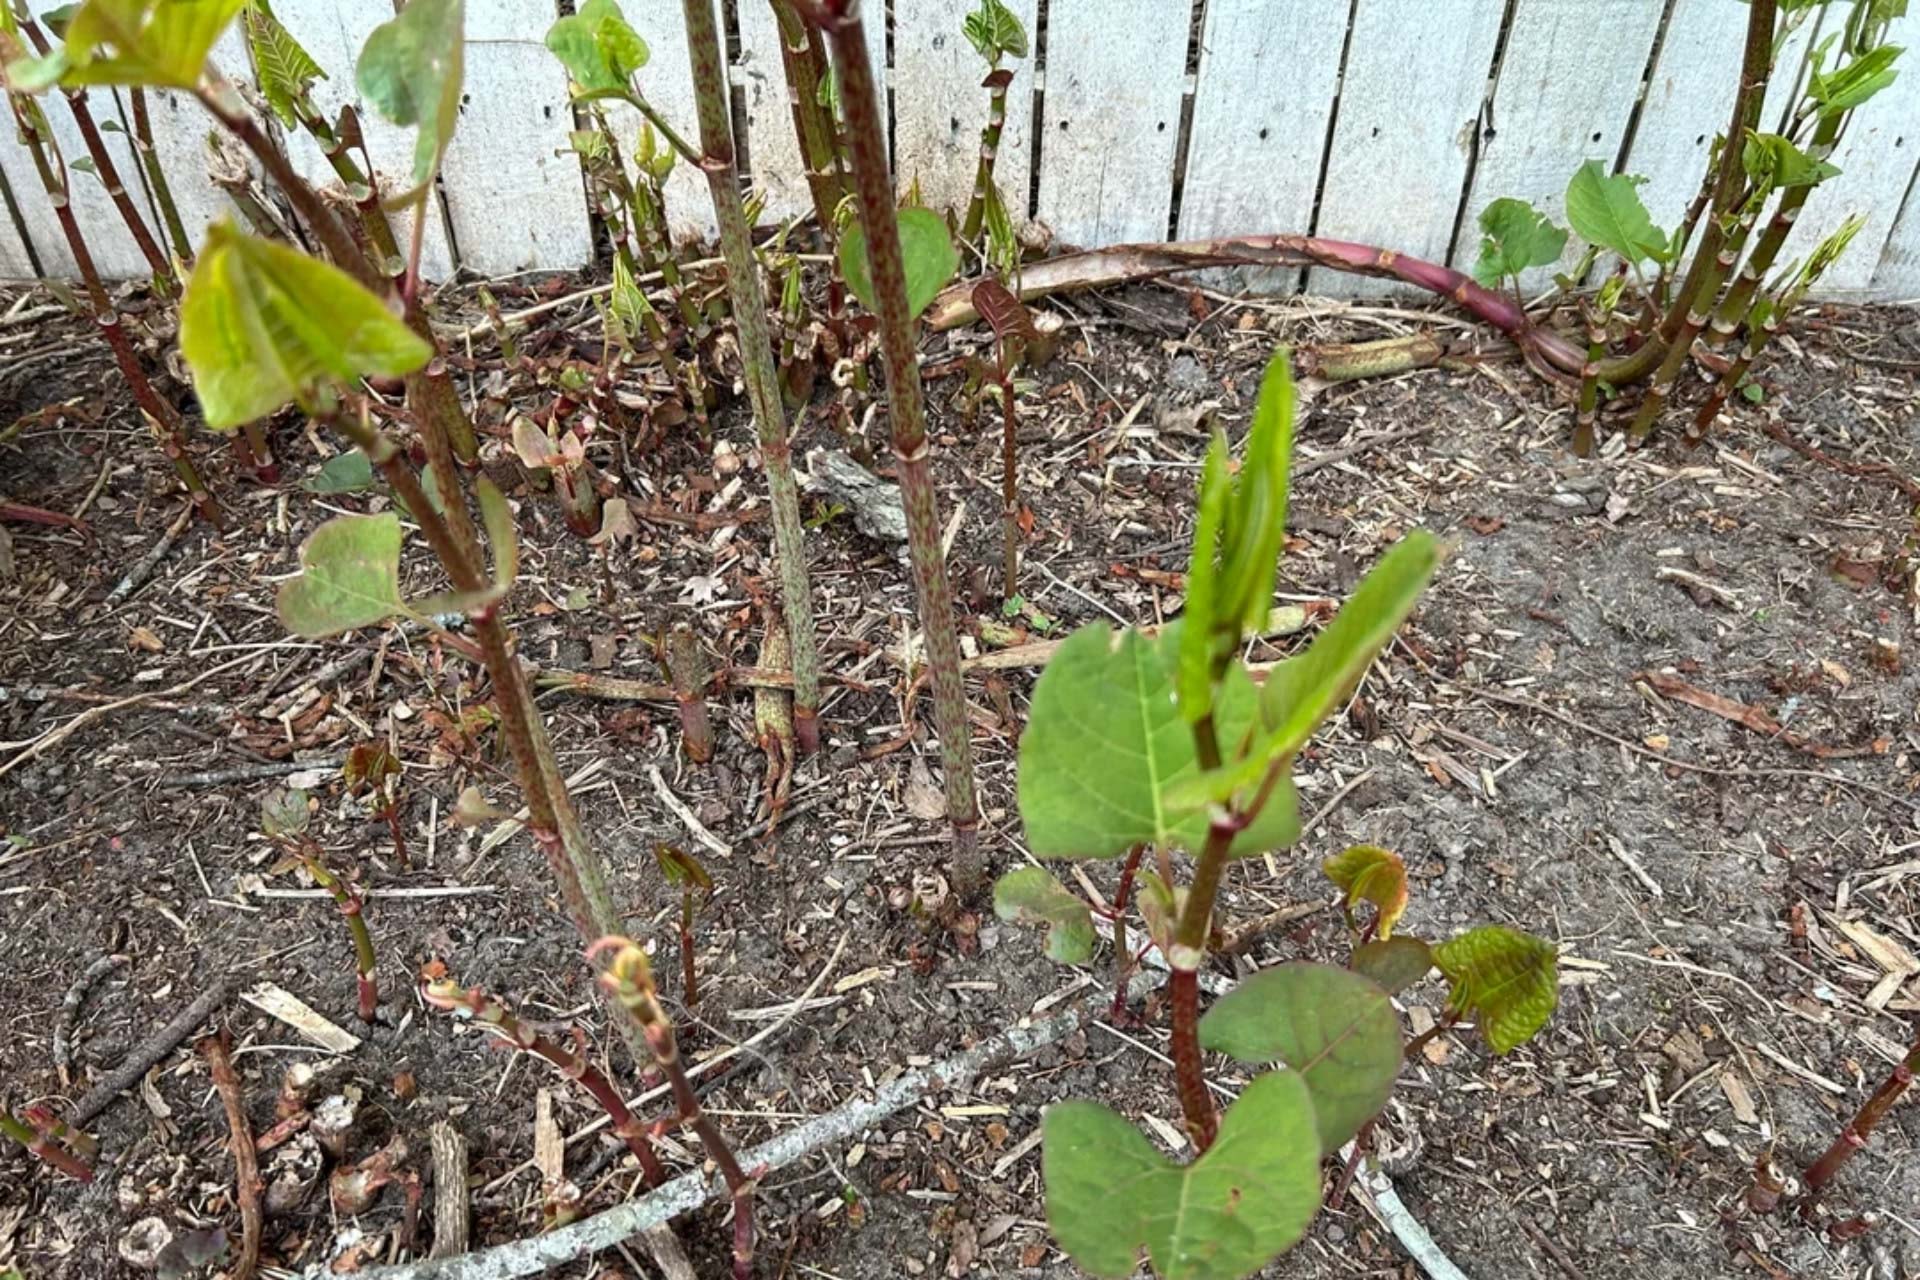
343,742,401,795
1433,925,1558,1055
654,843,713,895
1322,844,1409,939
1198,962,1401,1152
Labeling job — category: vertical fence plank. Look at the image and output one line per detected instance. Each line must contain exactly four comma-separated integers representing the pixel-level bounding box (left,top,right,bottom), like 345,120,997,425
1456,0,1665,293
735,0,885,224
440,1,593,274
1176,0,1345,255
892,0,1039,225
0,122,73,277
1787,10,1920,295
593,0,717,244
1035,0,1189,247
1306,0,1504,296
1875,182,1920,298
268,0,458,279
1617,0,1742,235
0,184,33,277
123,24,252,257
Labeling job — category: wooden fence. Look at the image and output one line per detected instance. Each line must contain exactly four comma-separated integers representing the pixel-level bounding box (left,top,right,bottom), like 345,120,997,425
3,0,1918,299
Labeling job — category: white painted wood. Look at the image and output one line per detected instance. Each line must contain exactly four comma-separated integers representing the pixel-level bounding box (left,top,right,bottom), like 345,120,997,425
0,191,34,278
1787,10,1920,295
439,1,593,274
1876,184,1920,298
1307,0,1505,296
892,0,1039,225
0,115,72,277
1177,0,1345,247
1619,0,1743,235
590,0,718,245
734,0,886,225
1458,0,1666,294
267,0,458,280
1035,0,1189,247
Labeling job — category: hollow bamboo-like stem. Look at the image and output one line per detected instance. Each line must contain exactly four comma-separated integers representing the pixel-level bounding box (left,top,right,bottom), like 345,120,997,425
1108,843,1146,1021
423,978,667,1186
1574,310,1606,457
301,852,377,1023
664,621,715,764
0,1106,93,1182
961,69,1013,243
807,0,980,877
1802,1036,1920,1198
12,97,218,526
995,377,1019,599
129,88,193,261
770,0,846,237
680,0,824,752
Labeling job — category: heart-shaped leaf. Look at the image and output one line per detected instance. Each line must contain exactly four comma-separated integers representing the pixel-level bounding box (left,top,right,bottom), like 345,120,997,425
276,512,404,638
302,451,375,494
1198,962,1401,1152
356,0,464,185
1565,160,1666,266
1433,925,1558,1055
1017,623,1298,860
545,0,646,98
1044,1069,1322,1280
41,0,247,89
179,222,431,430
993,866,1095,964
1350,937,1433,995
838,207,957,324
1471,196,1568,287
259,786,312,838
1322,844,1409,938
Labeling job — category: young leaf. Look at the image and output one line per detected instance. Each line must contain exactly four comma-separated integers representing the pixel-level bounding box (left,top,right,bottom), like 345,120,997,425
1741,132,1841,188
962,0,1028,63
1351,937,1433,995
1433,925,1559,1055
244,1,324,128
1565,160,1667,266
356,0,464,185
1017,623,1298,860
41,0,247,89
1175,434,1231,724
1043,1070,1322,1280
1471,197,1568,287
992,867,1096,964
545,0,647,99
1809,42,1901,115
343,742,401,794
653,843,713,894
1197,962,1401,1152
179,222,431,430
259,785,312,838
451,784,505,827
409,476,518,616
838,207,958,324
276,512,405,637
302,451,375,494
1214,351,1296,643
1322,844,1409,939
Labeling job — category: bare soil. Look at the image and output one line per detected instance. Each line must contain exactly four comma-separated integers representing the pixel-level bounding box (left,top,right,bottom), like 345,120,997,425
2,278,1918,1280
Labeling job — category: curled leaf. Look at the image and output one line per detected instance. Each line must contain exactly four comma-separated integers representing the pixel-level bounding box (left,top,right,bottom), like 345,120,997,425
259,786,312,838
654,843,713,894
356,0,464,185
1321,844,1409,939
992,866,1095,964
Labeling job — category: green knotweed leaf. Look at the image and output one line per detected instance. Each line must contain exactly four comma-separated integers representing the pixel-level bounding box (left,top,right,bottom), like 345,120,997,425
1741,132,1841,188
1043,1070,1322,1280
1433,925,1559,1055
245,1,324,128
545,0,647,98
1471,196,1568,287
1809,41,1901,115
301,450,375,494
1017,622,1298,859
179,221,431,429
1215,351,1295,641
1198,962,1401,1152
1350,937,1433,995
992,866,1095,964
276,512,404,637
1565,160,1667,266
1322,844,1409,938
962,0,1027,62
356,0,464,185
258,785,311,837
45,0,247,89
838,206,957,324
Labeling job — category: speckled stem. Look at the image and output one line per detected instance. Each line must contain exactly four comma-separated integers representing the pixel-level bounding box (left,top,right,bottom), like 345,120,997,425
961,70,1012,243
1803,1035,1920,1197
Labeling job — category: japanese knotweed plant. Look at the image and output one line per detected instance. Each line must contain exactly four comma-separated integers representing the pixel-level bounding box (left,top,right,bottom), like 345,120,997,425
261,786,378,1023
958,0,1027,244
1000,351,1559,1280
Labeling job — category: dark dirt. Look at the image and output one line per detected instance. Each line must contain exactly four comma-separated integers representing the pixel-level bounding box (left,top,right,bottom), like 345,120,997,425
2,277,1919,1280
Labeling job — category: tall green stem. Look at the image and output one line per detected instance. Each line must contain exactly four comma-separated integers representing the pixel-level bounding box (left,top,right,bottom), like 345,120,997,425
129,87,193,261
806,0,980,872
682,0,824,751
770,0,847,237
301,850,377,1023
960,68,1012,243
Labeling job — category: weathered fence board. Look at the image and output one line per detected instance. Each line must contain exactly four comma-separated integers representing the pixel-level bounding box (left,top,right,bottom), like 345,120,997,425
892,0,1039,228
1619,0,1744,236
0,190,32,278
595,0,718,245
1034,0,1190,247
734,0,885,225
439,1,592,275
265,0,458,280
1306,0,1505,296
1176,0,1346,253
1878,199,1920,298
1458,0,1666,293
1789,10,1920,294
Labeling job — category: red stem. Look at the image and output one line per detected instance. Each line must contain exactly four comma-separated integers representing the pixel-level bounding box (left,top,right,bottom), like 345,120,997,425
1168,966,1216,1151
1108,843,1145,1022
1,1107,93,1182
1803,1036,1920,1199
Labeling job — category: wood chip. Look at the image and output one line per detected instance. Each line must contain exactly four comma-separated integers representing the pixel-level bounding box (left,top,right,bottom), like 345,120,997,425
1720,1070,1759,1125
238,983,360,1053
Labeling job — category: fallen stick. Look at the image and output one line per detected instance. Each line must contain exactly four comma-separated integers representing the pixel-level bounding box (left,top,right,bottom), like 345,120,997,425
72,978,233,1125
200,1031,262,1280
1638,669,1880,760
104,501,193,606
